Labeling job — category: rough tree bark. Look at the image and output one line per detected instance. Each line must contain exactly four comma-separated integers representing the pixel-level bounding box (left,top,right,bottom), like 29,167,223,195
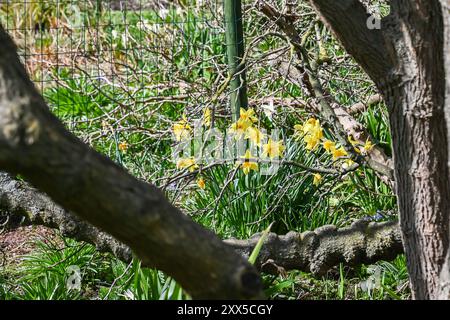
438,0,450,299
309,0,450,299
0,25,263,300
384,1,450,300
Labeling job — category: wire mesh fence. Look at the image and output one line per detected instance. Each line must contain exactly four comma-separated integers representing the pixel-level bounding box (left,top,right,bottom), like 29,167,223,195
1,0,228,137
0,0,239,173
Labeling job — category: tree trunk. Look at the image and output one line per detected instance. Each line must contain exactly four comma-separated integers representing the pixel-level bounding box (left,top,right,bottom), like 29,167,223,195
383,1,450,300
438,0,450,299
309,0,450,299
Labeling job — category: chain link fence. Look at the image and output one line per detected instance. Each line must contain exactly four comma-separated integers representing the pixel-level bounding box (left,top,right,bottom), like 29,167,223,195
1,0,228,150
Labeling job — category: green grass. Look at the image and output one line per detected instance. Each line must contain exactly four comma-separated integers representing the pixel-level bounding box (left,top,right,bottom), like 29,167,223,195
97,259,188,300
262,255,410,300
0,236,188,300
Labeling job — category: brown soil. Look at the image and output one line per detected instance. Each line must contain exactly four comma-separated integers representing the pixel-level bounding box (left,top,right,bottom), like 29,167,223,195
0,226,58,268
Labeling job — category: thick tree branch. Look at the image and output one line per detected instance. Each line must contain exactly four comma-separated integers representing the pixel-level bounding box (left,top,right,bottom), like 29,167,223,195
348,94,383,115
0,172,404,275
226,220,402,275
0,25,262,299
259,3,394,184
0,172,133,262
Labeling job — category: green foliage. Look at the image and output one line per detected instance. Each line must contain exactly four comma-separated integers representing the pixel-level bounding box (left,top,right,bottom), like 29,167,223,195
0,235,188,300
184,138,345,238
4,237,108,300
248,222,274,265
262,255,409,300
97,259,188,300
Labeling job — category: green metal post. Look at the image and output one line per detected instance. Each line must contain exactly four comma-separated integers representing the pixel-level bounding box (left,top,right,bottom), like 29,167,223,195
224,0,248,122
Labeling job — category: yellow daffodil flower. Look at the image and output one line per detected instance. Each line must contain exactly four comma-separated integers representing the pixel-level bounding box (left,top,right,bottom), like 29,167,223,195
176,157,199,172
118,142,128,151
173,115,191,141
348,135,359,146
197,177,206,189
361,139,374,154
236,149,259,175
245,126,265,146
322,139,336,153
230,118,252,139
313,173,322,186
311,126,323,140
239,108,258,124
347,135,363,154
293,124,304,140
332,147,348,160
263,139,285,159
203,108,211,127
303,118,322,136
304,134,321,151
302,118,317,133
297,118,323,151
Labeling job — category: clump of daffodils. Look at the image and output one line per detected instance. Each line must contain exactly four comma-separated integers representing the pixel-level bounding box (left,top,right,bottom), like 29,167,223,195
229,108,259,139
170,109,377,191
295,117,375,160
236,149,259,175
230,108,285,174
294,117,376,186
175,108,286,177
294,118,323,151
173,114,191,142
176,157,198,172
